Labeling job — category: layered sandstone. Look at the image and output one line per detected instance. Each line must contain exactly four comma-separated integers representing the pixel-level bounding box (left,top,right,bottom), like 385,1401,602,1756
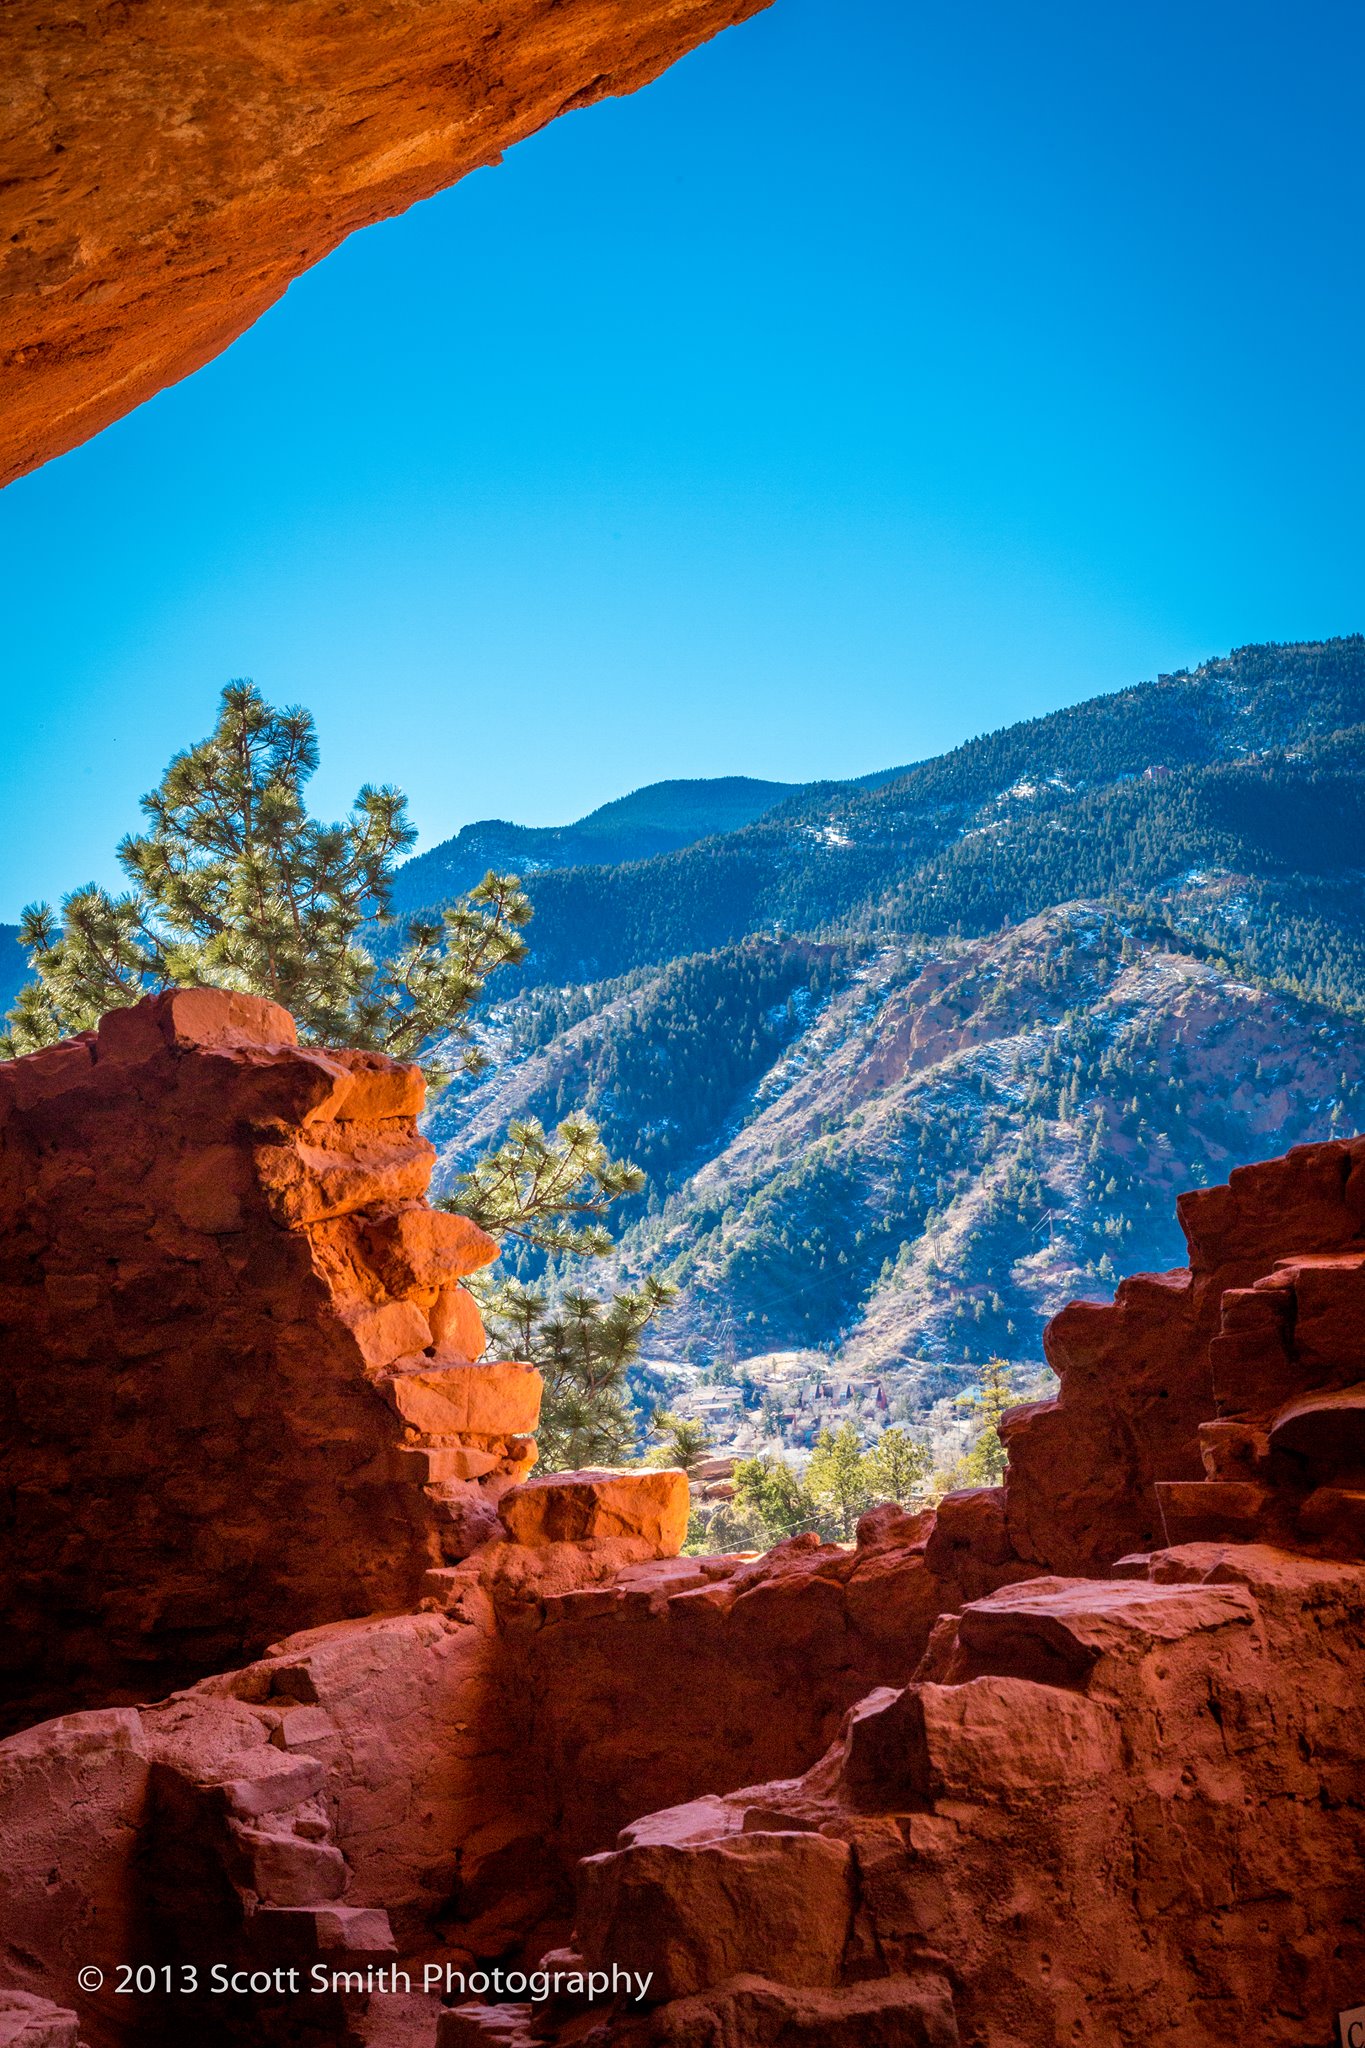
2,1009,1365,2047
560,1540,1365,2047
0,0,772,489
0,987,542,1730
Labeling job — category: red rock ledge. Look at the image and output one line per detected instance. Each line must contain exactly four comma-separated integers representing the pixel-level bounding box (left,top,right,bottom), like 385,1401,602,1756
0,0,772,488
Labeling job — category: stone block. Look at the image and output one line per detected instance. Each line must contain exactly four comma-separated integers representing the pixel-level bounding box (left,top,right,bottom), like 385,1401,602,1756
206,1750,327,1819
253,1130,436,1224
270,1707,338,1753
343,1299,433,1371
911,1675,1120,1800
577,1830,853,1996
249,1903,396,1958
304,1049,426,1123
1155,1479,1272,1544
954,1576,1255,1685
382,1361,542,1438
362,1209,498,1293
149,986,298,1051
1209,1286,1300,1413
498,1469,689,1553
1281,1258,1365,1376
229,1823,347,1904
428,1283,487,1360
925,1486,1013,1570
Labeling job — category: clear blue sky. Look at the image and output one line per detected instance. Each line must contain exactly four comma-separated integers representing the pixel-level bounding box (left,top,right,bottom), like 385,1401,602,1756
2,0,1362,918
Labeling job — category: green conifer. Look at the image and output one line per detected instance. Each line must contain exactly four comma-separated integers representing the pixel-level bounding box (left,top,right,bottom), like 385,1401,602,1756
2,681,530,1072
5,681,672,1468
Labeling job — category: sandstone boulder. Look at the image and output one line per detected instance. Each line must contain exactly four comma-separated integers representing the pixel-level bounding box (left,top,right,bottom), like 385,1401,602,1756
382,1361,542,1438
362,1209,498,1293
428,1283,489,1360
577,1830,854,1997
499,1470,690,1553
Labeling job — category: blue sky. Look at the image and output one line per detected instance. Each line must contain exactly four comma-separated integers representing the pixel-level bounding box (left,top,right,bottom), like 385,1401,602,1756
2,0,1362,918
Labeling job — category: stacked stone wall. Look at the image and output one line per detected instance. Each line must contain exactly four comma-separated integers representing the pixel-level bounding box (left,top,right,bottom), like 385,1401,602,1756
0,989,538,1730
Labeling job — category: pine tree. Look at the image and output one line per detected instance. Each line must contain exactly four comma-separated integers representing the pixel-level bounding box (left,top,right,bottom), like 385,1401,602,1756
863,1425,932,1508
483,1276,675,1470
957,1357,1015,1485
725,1454,822,1546
444,1114,645,1254
2,681,530,1073
4,681,675,1469
805,1421,872,1540
644,1410,712,1477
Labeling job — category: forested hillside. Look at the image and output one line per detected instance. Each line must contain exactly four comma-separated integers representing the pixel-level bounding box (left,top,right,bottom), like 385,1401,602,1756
483,638,1365,1011
389,774,798,911
432,903,1365,1373
423,637,1365,1458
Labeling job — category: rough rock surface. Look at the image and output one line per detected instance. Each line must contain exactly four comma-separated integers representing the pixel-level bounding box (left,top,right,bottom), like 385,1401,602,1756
498,1468,690,1551
2,1003,1365,2046
0,989,541,1728
0,1989,86,2047
0,0,772,488
570,1543,1365,2047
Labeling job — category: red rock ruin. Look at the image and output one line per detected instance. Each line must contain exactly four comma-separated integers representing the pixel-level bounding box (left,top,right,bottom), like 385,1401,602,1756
0,988,546,1732
1,995,1363,2047
0,0,773,489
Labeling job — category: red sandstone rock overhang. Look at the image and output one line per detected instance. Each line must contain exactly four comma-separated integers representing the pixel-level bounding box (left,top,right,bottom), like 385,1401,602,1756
0,0,773,490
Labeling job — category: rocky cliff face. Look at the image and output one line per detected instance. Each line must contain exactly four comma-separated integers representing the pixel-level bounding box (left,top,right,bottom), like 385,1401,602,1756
434,902,1365,1401
0,1005,1362,2047
0,0,772,488
0,987,541,1731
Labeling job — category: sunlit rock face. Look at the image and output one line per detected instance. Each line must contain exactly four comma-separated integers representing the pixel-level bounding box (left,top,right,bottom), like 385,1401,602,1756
0,987,538,1731
2,997,1364,2047
0,0,773,487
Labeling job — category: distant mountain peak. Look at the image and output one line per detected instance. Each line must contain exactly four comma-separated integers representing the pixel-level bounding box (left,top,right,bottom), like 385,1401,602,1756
389,774,799,913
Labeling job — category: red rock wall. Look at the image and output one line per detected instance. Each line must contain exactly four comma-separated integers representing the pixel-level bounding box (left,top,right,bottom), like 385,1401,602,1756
545,1138,1365,2048
0,1610,513,2047
1001,1134,1365,1574
501,1521,941,1867
3,1032,1364,2048
566,1541,1365,2048
0,989,535,1732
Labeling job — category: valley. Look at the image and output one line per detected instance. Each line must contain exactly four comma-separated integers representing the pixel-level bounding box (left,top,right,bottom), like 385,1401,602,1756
422,636,1365,1462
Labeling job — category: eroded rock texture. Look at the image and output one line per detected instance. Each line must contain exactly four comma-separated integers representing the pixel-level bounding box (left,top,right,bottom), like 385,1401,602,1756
565,1542,1365,2048
1,1006,1364,2048
0,987,541,1729
0,0,772,488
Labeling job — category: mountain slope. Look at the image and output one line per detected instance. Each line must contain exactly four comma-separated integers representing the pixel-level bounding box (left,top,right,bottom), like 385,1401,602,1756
485,639,1365,1005
430,903,1365,1419
390,775,797,911
421,636,1365,1457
